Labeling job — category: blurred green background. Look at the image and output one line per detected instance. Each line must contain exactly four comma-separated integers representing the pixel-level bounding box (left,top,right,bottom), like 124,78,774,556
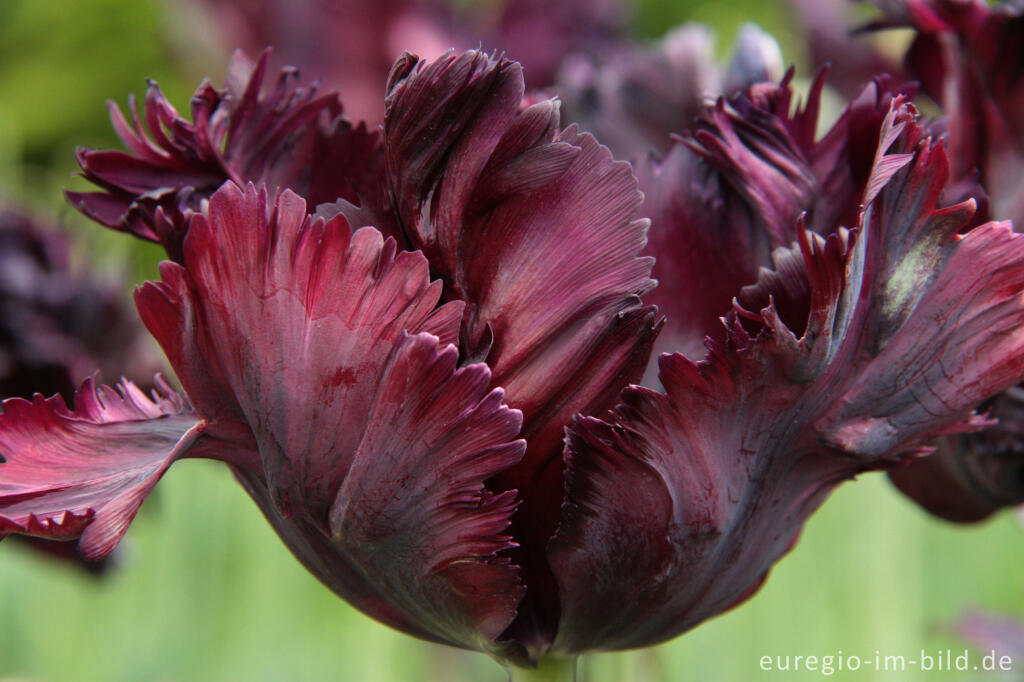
0,0,1021,681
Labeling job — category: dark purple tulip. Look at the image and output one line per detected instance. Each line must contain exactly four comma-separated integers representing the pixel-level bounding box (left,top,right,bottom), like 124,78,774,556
3,48,1024,673
0,207,147,398
550,97,1024,653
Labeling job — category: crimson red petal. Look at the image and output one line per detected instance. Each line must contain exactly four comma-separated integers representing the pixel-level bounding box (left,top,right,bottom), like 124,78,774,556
549,102,1024,653
0,376,200,560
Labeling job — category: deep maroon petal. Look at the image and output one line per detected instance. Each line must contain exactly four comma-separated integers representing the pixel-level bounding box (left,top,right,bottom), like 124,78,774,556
636,142,774,364
385,49,659,648
889,387,1024,522
384,52,656,378
71,50,388,259
229,335,528,660
328,332,526,654
138,182,524,654
63,190,138,233
145,183,464,516
0,376,200,560
639,72,910,369
548,102,1024,653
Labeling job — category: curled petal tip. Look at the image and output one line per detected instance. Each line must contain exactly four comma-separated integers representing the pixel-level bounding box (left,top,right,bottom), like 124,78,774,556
0,377,202,559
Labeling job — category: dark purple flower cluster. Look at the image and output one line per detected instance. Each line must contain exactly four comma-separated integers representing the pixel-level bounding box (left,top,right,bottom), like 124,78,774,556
2,0,1024,674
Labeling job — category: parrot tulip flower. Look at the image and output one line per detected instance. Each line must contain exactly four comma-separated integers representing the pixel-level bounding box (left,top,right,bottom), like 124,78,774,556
3,47,1024,679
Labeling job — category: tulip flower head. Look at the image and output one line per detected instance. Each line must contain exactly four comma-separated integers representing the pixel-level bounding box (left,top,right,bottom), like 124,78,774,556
3,47,1024,678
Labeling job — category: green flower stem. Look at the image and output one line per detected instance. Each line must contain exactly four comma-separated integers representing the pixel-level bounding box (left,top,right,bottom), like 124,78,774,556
507,657,578,682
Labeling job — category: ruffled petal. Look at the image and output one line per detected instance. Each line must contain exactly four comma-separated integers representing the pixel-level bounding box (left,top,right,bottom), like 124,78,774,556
140,182,463,516
329,333,526,655
872,0,1024,226
889,387,1024,522
230,335,527,659
137,182,525,653
70,50,387,260
0,376,201,560
548,102,1024,653
639,71,912,367
384,49,659,647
